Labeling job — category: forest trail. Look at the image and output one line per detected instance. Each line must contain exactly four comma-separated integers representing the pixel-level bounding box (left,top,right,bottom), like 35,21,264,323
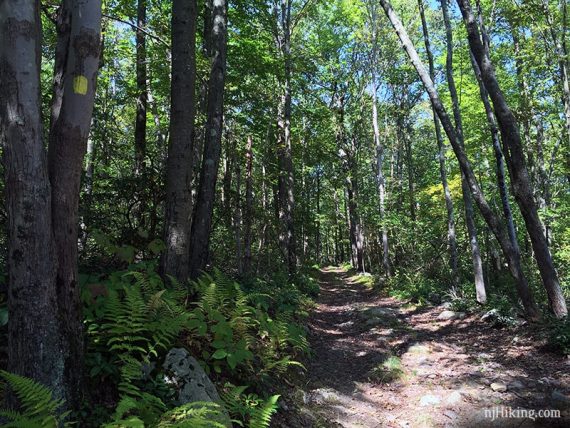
299,267,570,428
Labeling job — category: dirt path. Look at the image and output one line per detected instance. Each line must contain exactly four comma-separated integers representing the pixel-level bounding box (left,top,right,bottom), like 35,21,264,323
297,267,570,428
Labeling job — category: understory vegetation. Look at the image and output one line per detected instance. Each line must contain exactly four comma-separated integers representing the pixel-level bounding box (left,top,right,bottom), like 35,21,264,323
2,256,316,426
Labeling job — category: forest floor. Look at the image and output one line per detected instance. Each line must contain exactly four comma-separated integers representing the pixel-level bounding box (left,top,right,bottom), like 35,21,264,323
281,266,570,428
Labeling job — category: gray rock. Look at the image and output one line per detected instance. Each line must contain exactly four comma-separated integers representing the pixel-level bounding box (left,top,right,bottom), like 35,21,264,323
480,309,500,322
408,344,430,355
163,348,220,404
163,348,231,426
438,310,460,321
440,302,453,310
361,307,397,318
338,321,354,328
490,382,508,392
443,410,459,420
307,388,341,405
419,394,441,406
445,391,463,405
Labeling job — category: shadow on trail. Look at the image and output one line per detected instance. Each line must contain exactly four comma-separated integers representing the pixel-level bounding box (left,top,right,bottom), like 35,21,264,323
303,267,570,428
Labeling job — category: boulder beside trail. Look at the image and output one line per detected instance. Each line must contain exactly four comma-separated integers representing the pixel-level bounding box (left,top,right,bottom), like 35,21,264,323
437,310,465,321
163,348,231,426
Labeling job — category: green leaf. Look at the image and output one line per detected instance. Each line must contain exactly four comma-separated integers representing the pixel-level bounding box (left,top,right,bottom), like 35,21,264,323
212,349,228,360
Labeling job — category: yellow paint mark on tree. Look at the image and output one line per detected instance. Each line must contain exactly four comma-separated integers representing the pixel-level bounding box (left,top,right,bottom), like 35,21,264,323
73,75,88,95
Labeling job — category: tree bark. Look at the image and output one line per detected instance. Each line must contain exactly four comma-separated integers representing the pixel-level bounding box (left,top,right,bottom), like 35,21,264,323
134,0,147,177
542,0,570,145
1,0,62,400
47,0,102,407
369,2,391,277
401,121,416,223
243,135,254,276
418,0,458,287
276,0,297,276
441,0,486,303
379,0,540,319
456,0,567,318
470,53,520,260
162,0,197,283
234,155,243,277
189,0,228,279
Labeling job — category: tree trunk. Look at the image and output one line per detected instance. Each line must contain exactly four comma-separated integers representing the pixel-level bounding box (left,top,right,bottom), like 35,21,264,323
542,0,570,144
276,0,297,277
379,0,540,319
234,156,243,277
457,0,567,318
418,0,458,287
189,0,228,279
243,135,254,276
372,81,391,276
402,122,416,223
509,21,534,175
1,0,62,400
162,0,197,283
316,169,322,263
368,1,391,276
134,0,147,177
470,52,520,261
441,0,486,303
47,0,102,407
80,133,96,250
535,120,551,244
222,132,235,220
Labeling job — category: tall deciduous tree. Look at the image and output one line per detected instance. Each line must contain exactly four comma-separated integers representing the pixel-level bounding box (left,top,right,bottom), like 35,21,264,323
189,0,228,279
162,0,197,283
457,0,567,318
378,0,540,319
274,0,297,276
417,0,458,287
243,135,254,277
440,0,486,303
2,0,102,408
134,0,147,177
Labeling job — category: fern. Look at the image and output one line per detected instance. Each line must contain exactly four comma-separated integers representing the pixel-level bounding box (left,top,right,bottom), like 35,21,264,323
88,266,192,425
156,402,228,428
0,371,70,427
220,384,279,428
248,395,279,428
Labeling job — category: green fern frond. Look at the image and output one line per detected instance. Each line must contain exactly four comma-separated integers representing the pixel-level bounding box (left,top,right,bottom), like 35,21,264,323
248,395,279,428
0,371,70,427
156,402,228,428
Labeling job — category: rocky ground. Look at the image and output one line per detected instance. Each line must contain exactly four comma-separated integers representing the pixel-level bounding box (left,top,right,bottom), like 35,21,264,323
277,267,570,428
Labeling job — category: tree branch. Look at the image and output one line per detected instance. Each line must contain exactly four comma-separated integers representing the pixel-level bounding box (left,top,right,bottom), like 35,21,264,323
102,14,170,49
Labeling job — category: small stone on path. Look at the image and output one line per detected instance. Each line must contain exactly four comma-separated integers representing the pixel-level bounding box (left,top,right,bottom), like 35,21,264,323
419,394,441,406
437,310,465,321
445,391,463,405
490,382,508,392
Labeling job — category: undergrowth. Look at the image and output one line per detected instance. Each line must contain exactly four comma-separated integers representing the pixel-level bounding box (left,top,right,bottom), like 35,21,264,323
5,259,316,427
77,262,312,427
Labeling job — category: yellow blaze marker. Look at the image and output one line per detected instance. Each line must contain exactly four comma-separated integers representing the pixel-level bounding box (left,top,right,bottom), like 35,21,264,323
73,75,88,95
